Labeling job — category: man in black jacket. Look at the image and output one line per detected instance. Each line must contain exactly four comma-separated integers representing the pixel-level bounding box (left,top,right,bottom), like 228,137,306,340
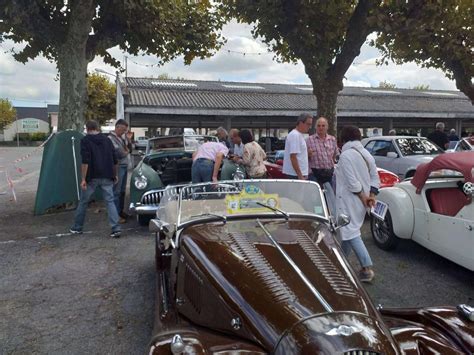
427,122,449,150
70,120,121,238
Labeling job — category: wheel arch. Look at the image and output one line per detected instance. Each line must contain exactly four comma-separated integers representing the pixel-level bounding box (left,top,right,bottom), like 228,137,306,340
404,169,416,179
377,187,415,239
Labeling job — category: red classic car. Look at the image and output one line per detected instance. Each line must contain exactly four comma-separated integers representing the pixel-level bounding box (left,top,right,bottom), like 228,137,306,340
264,151,400,188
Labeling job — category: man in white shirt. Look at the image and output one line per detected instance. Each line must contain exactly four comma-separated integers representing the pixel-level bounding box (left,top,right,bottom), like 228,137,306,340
229,128,244,157
283,113,313,180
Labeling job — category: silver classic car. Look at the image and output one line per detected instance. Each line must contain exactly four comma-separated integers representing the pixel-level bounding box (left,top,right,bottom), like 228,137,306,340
361,136,443,179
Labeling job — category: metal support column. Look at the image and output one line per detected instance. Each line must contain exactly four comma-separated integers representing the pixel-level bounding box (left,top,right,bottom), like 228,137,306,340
382,117,393,135
224,116,232,132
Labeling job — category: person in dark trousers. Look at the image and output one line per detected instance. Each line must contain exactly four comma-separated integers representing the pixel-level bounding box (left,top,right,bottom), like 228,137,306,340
70,120,121,238
108,119,130,223
306,116,339,185
427,122,449,150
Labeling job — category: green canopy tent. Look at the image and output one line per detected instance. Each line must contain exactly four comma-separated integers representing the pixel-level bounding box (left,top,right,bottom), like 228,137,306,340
34,131,84,215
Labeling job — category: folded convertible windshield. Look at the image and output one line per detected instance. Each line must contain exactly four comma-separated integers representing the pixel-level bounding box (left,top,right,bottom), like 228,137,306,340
165,180,327,226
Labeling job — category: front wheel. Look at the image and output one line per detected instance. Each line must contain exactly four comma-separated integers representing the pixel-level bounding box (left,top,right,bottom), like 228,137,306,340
137,214,152,226
370,210,399,250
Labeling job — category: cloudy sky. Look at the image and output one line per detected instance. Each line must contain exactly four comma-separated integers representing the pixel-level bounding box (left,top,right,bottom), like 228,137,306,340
0,21,457,107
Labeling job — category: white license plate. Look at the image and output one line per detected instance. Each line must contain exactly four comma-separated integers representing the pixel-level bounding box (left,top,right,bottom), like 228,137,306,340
371,200,388,220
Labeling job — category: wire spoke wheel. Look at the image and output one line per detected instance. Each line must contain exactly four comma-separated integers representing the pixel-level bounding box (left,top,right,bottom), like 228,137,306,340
370,210,398,250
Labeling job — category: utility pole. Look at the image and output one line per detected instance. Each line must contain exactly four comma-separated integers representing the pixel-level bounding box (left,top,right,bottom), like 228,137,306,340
16,111,19,147
124,55,128,79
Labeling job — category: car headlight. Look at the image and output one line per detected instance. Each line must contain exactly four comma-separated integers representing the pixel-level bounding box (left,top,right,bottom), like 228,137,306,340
134,175,148,190
233,169,246,181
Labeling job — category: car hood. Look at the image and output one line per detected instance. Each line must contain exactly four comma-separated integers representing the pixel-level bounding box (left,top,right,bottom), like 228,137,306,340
179,219,397,353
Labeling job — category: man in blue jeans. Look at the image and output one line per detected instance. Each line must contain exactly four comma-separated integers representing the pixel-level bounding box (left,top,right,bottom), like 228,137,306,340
70,120,121,238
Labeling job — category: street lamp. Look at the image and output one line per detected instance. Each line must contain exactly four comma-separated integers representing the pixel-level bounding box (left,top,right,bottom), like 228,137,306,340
93,68,124,122
94,68,116,77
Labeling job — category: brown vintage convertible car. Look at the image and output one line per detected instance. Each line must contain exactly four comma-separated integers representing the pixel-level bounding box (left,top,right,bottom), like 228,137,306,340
149,179,474,354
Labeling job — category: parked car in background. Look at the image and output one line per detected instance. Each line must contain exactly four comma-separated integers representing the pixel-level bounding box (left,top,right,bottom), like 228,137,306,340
129,135,217,225
446,137,474,153
148,179,474,354
168,127,197,136
361,136,443,179
134,136,148,151
371,152,474,271
263,150,400,187
258,136,285,151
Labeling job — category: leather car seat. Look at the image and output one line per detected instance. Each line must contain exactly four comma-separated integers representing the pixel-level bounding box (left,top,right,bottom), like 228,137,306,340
426,188,469,217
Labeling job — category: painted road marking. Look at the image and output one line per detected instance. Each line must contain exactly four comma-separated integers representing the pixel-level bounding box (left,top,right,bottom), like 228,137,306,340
0,227,144,244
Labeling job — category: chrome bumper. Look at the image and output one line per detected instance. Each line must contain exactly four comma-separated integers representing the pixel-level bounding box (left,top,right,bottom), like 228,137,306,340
129,202,157,215
130,185,184,215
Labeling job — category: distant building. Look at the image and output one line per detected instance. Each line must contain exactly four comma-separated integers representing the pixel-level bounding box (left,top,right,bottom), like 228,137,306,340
117,78,474,135
47,104,59,132
2,107,51,141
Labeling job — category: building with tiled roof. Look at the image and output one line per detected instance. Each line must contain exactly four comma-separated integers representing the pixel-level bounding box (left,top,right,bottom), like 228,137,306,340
118,78,474,134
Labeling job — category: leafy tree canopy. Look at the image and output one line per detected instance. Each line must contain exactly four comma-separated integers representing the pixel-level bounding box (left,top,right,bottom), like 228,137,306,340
86,73,115,125
0,98,16,131
378,81,397,89
373,0,473,102
0,0,224,130
219,0,379,133
0,0,224,67
411,84,430,91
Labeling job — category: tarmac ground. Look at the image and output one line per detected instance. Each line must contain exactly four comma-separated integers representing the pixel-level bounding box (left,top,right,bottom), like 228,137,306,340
0,147,472,354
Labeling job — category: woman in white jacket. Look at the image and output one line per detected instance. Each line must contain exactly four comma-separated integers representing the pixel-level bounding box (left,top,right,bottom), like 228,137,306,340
335,126,380,282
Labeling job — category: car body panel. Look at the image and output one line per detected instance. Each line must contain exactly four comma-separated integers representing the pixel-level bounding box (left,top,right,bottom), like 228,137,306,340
134,136,148,150
149,179,474,353
129,135,217,217
373,152,474,270
376,186,414,238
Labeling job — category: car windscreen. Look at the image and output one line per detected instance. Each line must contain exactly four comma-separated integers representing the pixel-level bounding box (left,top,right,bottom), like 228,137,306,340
396,138,443,156
169,180,327,226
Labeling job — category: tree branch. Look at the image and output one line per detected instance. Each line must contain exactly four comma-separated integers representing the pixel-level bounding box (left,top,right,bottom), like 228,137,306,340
329,0,377,83
449,59,474,104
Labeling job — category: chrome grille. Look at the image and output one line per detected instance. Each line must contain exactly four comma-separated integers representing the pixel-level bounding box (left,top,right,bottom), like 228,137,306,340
184,263,203,314
140,186,181,206
344,351,379,355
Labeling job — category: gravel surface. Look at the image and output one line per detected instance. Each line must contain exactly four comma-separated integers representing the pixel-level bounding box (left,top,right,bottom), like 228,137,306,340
0,147,472,354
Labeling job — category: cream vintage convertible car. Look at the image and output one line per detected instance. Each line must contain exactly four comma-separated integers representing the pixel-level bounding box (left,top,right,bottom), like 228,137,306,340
371,152,474,271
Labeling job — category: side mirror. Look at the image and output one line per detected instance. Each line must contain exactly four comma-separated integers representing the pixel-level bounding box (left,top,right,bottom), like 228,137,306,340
149,219,173,234
334,214,351,231
387,152,398,158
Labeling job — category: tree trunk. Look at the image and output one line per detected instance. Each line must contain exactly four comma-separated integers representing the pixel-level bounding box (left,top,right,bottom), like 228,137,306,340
313,83,341,136
57,51,89,131
57,1,95,131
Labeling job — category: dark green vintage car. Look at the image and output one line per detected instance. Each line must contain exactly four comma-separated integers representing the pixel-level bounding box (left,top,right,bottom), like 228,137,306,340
129,134,242,225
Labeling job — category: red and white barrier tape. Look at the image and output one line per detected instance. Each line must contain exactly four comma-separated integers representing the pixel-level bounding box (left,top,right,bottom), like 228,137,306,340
2,132,55,201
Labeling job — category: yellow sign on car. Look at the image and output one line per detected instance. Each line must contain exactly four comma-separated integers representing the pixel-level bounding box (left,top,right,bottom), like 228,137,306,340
225,185,279,214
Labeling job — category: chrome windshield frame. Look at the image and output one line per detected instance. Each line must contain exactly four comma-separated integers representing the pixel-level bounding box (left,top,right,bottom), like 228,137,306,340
175,179,330,230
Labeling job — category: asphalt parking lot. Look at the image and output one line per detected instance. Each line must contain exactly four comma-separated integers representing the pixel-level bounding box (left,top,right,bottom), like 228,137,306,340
0,147,473,354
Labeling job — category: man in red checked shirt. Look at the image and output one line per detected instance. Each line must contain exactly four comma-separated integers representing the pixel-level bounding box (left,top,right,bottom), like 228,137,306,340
306,117,339,186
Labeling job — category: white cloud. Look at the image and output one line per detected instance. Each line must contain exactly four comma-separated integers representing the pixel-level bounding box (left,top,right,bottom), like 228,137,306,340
0,21,459,106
